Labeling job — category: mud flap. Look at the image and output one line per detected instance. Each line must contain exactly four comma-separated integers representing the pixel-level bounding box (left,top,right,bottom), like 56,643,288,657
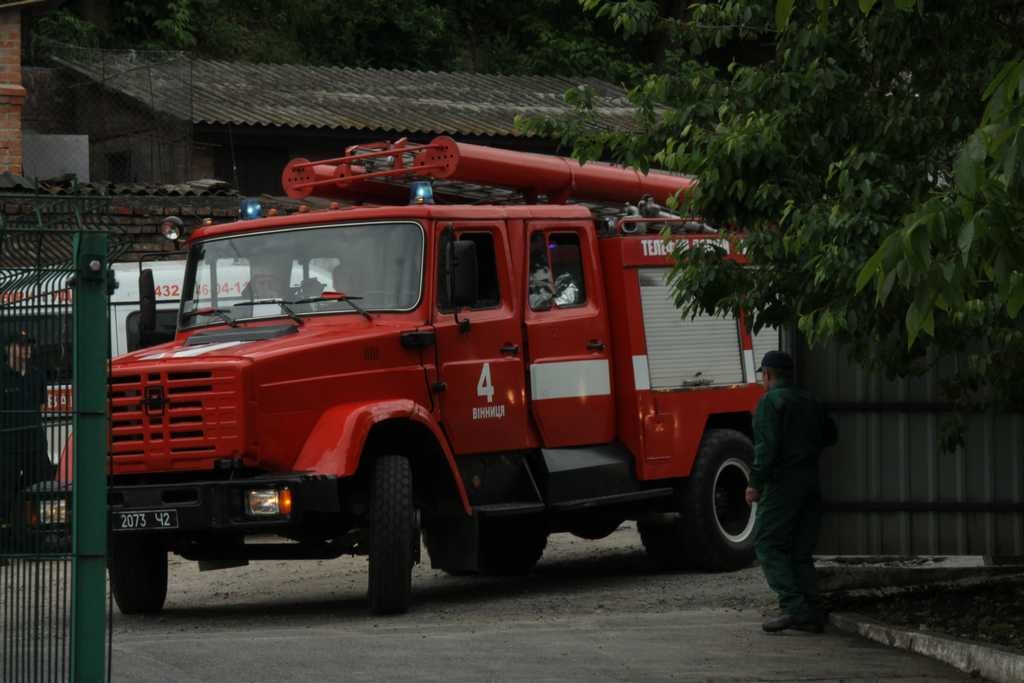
423,513,480,572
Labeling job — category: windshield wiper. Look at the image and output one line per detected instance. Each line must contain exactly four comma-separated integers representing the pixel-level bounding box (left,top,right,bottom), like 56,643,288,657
291,291,373,321
181,307,239,327
233,298,305,326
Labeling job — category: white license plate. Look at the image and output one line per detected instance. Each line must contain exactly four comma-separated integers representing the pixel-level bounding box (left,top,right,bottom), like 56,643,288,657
112,509,179,531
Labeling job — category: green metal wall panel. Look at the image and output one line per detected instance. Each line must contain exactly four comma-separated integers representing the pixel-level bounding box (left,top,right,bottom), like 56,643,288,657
801,340,1024,556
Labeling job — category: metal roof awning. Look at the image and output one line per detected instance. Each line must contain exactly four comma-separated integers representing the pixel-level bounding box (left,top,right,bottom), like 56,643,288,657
54,53,641,138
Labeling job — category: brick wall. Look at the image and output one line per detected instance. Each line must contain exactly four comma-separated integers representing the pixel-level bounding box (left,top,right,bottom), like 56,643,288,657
0,8,23,173
0,195,301,257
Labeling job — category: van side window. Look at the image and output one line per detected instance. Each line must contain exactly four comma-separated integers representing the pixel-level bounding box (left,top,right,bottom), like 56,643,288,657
529,232,587,311
438,231,501,310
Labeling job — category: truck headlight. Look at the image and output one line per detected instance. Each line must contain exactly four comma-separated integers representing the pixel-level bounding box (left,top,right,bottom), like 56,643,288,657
244,487,292,517
36,498,68,526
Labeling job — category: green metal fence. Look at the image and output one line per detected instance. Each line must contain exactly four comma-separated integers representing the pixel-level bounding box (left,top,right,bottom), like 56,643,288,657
0,199,121,682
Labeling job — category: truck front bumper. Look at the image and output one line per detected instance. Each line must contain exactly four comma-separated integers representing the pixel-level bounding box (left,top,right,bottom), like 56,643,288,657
109,473,340,535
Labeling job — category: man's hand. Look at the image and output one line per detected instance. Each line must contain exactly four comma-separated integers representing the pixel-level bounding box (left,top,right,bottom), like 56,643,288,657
745,487,760,505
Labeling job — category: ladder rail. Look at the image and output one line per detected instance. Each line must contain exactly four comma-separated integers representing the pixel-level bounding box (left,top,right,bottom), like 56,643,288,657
281,135,695,206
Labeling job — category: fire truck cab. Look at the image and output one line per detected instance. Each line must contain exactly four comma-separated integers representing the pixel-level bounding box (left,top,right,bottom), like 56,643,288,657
106,138,775,615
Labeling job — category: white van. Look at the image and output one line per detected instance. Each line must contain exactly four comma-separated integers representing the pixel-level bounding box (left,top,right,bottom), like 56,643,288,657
108,260,188,356
2,259,186,465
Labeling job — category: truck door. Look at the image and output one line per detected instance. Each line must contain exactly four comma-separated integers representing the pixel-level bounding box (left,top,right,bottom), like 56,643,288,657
523,222,615,447
433,223,533,454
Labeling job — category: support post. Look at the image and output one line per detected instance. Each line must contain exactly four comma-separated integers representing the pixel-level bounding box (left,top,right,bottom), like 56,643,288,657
71,232,109,681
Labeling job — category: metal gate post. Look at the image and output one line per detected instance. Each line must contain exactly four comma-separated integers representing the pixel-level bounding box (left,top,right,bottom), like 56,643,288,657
70,232,109,681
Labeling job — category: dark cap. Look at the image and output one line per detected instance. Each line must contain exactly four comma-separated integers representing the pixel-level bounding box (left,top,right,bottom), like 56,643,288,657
758,350,793,373
5,328,35,346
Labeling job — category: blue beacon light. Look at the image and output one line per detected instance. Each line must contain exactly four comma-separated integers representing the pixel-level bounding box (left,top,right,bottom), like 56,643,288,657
409,181,434,205
239,198,264,220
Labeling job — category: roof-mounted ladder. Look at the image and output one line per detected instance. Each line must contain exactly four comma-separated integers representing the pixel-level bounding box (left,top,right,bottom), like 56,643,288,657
281,136,694,206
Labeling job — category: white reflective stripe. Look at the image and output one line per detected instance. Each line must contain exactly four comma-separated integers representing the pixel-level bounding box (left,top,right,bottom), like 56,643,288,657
632,355,650,391
743,349,756,383
171,341,245,358
530,359,610,400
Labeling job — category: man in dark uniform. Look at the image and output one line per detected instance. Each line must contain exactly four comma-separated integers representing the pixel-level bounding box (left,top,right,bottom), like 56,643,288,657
745,350,837,633
0,329,51,530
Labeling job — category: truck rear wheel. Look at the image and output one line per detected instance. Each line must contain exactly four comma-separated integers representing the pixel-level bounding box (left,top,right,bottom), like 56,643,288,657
640,428,756,571
109,535,168,615
479,517,547,575
367,455,417,614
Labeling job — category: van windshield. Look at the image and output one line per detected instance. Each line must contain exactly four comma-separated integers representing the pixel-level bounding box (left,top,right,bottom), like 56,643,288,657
180,221,424,328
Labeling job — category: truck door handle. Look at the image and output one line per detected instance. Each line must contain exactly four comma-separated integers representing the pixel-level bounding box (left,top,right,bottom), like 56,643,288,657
586,339,606,352
500,343,520,356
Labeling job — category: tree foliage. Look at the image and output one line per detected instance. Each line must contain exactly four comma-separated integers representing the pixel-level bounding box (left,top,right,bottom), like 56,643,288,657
524,0,1024,412
31,2,1024,412
31,1,642,80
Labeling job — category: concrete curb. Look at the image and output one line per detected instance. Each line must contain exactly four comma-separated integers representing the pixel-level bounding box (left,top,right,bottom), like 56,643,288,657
830,612,1024,683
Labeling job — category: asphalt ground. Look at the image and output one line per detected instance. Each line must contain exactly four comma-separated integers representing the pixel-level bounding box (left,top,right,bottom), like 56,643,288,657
107,525,972,682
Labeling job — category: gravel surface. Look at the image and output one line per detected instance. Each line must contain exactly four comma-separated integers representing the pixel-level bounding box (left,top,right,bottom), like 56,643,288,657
110,523,774,636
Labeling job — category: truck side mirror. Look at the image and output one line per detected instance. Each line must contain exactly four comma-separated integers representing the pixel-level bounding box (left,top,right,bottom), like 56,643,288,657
139,268,156,336
450,240,478,308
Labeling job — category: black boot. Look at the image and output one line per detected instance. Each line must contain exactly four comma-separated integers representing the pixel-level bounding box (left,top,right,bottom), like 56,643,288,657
762,613,824,633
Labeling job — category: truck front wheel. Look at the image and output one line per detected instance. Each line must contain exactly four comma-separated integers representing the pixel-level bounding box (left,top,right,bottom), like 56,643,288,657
639,428,756,571
109,535,168,615
367,455,417,614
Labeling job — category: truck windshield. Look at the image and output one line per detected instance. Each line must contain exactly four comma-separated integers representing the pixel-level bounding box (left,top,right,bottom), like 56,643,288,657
180,221,424,328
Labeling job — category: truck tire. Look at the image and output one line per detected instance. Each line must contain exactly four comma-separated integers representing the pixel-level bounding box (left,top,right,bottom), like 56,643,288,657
367,455,417,614
109,536,168,615
639,429,756,572
479,517,547,575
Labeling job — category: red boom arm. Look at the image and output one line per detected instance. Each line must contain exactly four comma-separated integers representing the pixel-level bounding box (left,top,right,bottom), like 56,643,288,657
281,136,694,206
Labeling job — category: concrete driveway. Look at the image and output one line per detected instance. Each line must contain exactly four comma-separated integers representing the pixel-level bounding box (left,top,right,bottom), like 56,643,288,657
108,526,970,682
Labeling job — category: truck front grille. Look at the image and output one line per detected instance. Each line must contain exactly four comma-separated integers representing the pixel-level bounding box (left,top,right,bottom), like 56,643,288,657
109,368,243,471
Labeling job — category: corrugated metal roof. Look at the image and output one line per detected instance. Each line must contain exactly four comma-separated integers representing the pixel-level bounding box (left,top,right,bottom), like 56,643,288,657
57,56,638,137
0,174,239,197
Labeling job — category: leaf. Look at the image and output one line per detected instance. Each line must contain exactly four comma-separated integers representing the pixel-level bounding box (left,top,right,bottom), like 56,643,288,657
954,135,986,196
858,0,877,15
906,304,922,347
856,247,884,292
775,0,795,31
903,223,931,266
879,269,897,303
958,220,975,253
1009,281,1024,318
982,60,1021,102
1002,130,1021,184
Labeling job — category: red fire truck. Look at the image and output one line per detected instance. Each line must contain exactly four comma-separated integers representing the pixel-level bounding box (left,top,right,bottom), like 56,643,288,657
105,137,776,615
